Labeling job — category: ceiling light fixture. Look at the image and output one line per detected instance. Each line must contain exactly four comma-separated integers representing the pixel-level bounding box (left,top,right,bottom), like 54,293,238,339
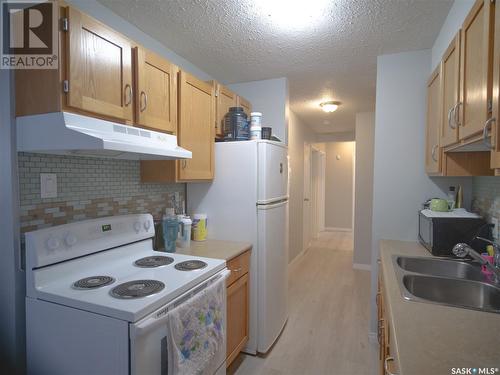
320,101,341,113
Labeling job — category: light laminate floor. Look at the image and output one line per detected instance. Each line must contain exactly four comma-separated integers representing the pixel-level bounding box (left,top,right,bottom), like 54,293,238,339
228,231,377,375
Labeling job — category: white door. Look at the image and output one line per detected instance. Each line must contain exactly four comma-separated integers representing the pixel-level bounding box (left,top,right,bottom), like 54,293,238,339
303,144,311,251
257,200,288,353
258,141,288,204
311,149,319,239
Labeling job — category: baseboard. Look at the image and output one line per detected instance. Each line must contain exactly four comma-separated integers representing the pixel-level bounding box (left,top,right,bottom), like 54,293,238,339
353,263,371,271
368,332,378,345
325,227,352,232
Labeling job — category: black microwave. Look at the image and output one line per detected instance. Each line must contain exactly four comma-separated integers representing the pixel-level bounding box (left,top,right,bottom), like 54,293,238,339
418,209,487,256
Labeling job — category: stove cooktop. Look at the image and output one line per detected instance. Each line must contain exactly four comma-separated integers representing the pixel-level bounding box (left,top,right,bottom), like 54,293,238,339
29,242,226,322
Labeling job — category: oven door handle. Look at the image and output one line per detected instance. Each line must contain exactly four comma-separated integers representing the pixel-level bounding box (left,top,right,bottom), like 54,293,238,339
131,269,230,338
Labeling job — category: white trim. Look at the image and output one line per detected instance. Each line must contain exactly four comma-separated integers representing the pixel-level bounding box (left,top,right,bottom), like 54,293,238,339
325,227,352,232
368,332,378,345
353,263,371,271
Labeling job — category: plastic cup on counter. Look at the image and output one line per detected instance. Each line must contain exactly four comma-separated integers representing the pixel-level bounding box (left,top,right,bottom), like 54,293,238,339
192,213,208,241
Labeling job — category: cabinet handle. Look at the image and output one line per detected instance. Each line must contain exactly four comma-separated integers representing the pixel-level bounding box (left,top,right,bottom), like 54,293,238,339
377,318,384,345
124,84,132,106
140,91,148,112
448,106,456,129
376,292,381,307
280,162,283,174
384,356,397,375
181,160,187,169
431,144,438,162
232,267,242,273
483,117,495,150
454,102,462,127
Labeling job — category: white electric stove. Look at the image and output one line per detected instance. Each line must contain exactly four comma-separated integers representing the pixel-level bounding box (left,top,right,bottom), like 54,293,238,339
25,214,227,375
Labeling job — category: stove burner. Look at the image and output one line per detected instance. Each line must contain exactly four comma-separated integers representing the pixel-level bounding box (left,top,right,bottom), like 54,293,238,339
134,255,174,268
110,280,165,299
73,276,115,290
174,260,208,271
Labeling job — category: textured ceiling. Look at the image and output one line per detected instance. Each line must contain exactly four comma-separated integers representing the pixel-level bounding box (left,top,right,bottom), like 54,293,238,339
97,0,452,133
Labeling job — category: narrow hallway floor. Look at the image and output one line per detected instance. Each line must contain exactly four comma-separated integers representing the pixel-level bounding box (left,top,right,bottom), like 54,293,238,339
228,231,377,375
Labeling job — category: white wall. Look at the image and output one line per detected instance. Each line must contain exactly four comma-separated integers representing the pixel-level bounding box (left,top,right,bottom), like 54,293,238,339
316,131,355,143
288,111,317,262
353,112,375,267
324,142,355,230
0,71,24,372
369,49,473,335
431,0,475,70
228,78,289,144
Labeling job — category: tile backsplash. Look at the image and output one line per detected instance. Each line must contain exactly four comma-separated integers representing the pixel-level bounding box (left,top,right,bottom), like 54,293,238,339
18,153,184,233
471,176,500,224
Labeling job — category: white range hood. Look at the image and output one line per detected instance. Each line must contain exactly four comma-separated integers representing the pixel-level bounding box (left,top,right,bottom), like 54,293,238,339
17,112,192,160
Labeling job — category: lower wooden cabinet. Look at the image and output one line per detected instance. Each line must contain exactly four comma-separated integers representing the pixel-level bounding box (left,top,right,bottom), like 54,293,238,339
377,268,399,375
226,250,251,367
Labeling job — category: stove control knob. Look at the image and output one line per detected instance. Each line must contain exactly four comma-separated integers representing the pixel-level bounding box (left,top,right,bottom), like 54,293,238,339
133,221,141,233
143,220,151,231
65,234,77,247
46,237,60,251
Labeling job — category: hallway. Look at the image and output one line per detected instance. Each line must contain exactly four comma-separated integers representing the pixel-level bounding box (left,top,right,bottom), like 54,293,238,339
228,231,377,375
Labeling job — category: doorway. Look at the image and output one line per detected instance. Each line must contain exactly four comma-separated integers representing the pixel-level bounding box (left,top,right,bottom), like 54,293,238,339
303,144,326,251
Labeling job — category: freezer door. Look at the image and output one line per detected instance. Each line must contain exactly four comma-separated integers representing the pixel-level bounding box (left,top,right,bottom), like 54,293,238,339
257,200,288,353
257,141,288,204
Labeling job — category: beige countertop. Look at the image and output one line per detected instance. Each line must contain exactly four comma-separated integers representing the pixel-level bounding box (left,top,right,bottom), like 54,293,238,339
175,239,252,261
380,240,500,375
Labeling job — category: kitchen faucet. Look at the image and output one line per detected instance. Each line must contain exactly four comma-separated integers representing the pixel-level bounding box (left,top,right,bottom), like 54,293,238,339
452,242,500,284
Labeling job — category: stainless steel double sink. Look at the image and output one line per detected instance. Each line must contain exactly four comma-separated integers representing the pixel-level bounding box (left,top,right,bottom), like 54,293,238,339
393,256,500,314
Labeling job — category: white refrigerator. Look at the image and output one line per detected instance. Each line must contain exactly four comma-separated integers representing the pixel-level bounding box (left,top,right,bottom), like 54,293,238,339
187,140,289,354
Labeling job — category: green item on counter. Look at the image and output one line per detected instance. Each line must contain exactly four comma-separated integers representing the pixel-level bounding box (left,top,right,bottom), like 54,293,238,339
430,198,450,212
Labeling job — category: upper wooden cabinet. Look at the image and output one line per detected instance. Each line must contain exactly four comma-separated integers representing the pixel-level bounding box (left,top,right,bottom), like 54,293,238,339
134,47,178,133
426,65,442,175
237,96,252,118
458,0,495,140
16,5,135,124
141,71,215,182
215,83,237,138
66,7,134,122
441,32,461,147
177,72,215,181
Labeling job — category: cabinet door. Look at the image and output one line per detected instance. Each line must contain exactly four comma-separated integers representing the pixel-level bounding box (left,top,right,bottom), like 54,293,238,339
491,0,500,171
177,72,215,181
237,96,252,119
65,7,134,122
441,32,461,147
216,84,237,138
226,273,249,367
134,47,177,133
426,64,442,175
459,0,494,140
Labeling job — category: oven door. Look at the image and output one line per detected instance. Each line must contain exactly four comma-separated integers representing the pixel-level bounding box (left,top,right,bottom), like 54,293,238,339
129,270,229,375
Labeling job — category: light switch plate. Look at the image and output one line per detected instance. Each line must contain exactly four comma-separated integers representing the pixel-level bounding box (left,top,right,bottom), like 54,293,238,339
40,173,57,198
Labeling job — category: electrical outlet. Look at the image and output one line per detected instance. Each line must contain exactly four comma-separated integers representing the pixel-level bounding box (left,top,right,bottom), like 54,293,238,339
40,173,57,198
492,217,499,241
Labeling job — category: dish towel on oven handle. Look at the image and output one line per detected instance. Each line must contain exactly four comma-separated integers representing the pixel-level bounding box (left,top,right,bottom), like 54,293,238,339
166,270,230,375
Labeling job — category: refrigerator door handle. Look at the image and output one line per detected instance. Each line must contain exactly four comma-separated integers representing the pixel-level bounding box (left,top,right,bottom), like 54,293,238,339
257,200,288,210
